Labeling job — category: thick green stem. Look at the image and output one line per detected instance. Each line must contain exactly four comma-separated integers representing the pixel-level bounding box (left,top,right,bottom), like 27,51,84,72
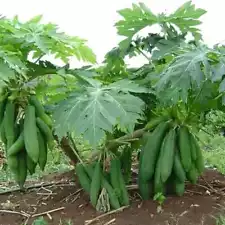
106,128,146,151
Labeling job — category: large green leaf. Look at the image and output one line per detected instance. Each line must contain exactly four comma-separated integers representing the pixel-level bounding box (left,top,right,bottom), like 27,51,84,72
154,45,211,104
116,1,206,50
0,15,96,83
0,60,16,86
211,60,225,82
53,79,147,146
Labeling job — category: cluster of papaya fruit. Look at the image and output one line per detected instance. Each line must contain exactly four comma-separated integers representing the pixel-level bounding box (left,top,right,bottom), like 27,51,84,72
75,156,130,212
138,116,205,199
0,94,54,188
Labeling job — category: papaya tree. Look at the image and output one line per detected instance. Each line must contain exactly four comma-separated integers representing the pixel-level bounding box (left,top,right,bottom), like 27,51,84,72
1,1,225,212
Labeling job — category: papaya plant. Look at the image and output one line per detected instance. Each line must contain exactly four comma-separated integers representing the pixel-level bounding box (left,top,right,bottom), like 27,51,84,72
0,1,225,212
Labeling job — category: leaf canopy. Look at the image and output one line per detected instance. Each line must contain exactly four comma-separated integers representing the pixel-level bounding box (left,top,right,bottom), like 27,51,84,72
116,1,206,50
0,15,96,85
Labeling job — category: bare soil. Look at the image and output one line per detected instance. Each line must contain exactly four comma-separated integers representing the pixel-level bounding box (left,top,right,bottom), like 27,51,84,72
0,169,225,225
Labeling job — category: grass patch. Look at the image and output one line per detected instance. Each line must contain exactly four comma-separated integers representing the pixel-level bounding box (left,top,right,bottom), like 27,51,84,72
198,130,225,174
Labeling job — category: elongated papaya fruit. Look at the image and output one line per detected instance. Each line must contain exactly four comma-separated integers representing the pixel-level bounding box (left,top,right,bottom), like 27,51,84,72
36,117,54,150
160,128,176,183
16,150,27,189
76,163,91,193
0,119,7,146
37,128,48,171
138,148,151,200
192,135,205,174
7,130,24,156
174,179,185,196
4,101,16,149
187,164,198,184
120,146,132,184
173,150,186,183
118,167,130,206
29,95,52,127
26,154,37,175
24,105,39,163
154,157,164,195
139,121,170,182
0,97,7,124
178,126,192,172
7,155,19,174
110,158,122,199
140,132,151,147
101,175,121,209
90,162,102,207
145,115,169,130
189,132,197,161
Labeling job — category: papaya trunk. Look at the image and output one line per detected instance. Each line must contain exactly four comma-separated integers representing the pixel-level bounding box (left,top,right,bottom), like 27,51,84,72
54,135,79,165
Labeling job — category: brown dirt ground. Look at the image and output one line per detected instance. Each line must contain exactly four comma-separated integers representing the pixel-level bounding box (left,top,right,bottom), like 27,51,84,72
0,169,225,225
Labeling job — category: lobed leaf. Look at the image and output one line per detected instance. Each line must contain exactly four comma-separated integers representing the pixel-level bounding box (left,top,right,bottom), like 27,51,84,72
53,79,147,146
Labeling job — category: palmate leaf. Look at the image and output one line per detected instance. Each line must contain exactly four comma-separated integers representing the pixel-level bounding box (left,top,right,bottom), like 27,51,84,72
0,15,96,83
10,15,96,64
116,3,158,49
211,60,225,82
190,81,220,112
116,1,206,50
0,60,16,86
211,58,225,94
53,79,147,147
154,45,211,104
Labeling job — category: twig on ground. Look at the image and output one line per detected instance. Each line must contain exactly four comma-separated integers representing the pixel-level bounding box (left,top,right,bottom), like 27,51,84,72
185,190,203,195
20,210,30,217
40,187,52,193
196,184,213,192
71,193,81,203
201,176,215,191
60,188,82,203
0,205,65,224
31,207,65,218
103,218,116,225
0,209,30,218
200,176,225,196
179,210,189,217
0,181,75,195
85,206,129,225
47,213,52,220
23,215,31,225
